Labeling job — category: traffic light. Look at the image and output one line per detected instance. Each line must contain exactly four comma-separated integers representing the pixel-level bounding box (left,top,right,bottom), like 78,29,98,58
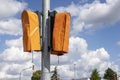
50,12,71,55
21,10,41,52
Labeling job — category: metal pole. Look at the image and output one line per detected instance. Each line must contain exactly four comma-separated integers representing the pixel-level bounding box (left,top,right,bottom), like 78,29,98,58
74,64,76,80
19,67,32,80
41,0,50,80
19,72,21,80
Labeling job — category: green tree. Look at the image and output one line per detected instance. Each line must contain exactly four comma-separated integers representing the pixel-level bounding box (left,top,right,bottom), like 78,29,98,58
51,67,60,80
103,68,117,80
90,69,101,80
31,70,41,80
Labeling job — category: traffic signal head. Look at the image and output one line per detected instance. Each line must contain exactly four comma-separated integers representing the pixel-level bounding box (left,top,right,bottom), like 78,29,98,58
51,12,71,55
21,10,41,52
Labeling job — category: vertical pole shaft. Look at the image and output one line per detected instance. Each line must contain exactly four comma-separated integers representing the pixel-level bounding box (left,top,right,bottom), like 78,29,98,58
19,72,21,80
41,0,50,80
74,64,76,80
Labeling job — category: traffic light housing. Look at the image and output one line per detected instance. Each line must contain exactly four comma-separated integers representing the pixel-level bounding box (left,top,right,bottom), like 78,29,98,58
50,12,71,55
21,10,41,52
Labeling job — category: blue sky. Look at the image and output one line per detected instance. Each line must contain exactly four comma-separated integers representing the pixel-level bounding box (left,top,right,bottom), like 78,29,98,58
0,0,120,80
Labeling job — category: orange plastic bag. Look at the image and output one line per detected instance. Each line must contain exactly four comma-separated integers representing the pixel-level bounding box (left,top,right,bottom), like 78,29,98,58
21,10,41,52
52,12,71,55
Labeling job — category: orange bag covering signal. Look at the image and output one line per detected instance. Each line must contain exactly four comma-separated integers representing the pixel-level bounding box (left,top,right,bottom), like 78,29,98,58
52,12,71,55
21,10,41,52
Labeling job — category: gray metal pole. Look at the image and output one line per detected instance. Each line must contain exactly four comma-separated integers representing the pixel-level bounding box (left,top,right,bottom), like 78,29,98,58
19,72,21,80
41,0,50,80
19,67,32,80
74,64,76,80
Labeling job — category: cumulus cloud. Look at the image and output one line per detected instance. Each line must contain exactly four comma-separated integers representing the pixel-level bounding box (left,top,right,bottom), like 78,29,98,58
0,37,118,80
68,38,111,78
0,18,22,35
55,0,120,35
51,37,118,79
0,0,119,80
51,37,88,65
0,47,30,62
1,37,41,62
66,37,88,63
0,0,34,80
0,61,33,80
117,41,120,46
5,37,22,48
0,0,27,35
0,0,27,19
0,37,41,80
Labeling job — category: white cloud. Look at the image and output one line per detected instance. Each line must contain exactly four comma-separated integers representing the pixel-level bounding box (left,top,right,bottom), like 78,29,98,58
0,49,36,80
82,48,110,62
0,37,38,80
0,18,22,35
0,47,30,62
1,37,41,63
55,2,80,17
52,37,118,79
117,41,120,46
69,37,88,61
80,48,110,71
56,0,120,36
5,37,22,48
0,0,34,80
51,37,87,65
0,0,27,19
0,0,27,35
0,61,33,80
58,65,74,79
0,0,120,80
0,36,118,80
51,55,70,65
0,37,29,62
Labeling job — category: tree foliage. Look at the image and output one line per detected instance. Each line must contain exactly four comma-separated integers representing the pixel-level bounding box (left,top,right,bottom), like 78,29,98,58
31,67,60,80
31,70,41,80
103,68,117,80
51,66,60,80
90,69,101,80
